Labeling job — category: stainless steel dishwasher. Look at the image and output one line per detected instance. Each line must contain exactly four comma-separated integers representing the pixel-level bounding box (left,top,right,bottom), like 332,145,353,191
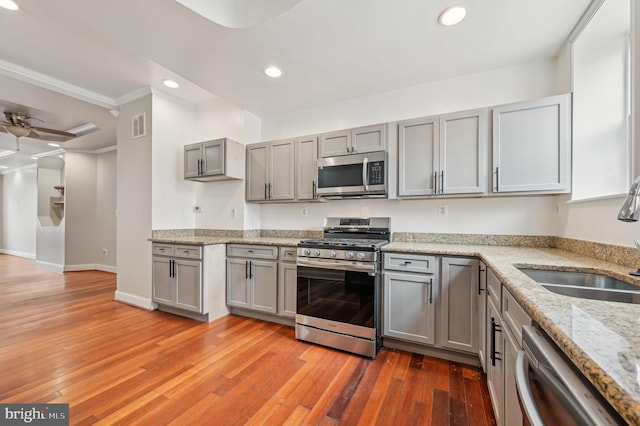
516,325,625,426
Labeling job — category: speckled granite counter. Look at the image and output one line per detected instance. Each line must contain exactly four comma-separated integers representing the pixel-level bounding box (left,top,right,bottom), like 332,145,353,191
384,242,640,425
150,235,302,247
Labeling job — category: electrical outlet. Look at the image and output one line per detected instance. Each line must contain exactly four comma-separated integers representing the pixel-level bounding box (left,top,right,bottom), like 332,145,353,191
193,205,202,213
438,204,449,217
231,208,237,218
302,208,308,216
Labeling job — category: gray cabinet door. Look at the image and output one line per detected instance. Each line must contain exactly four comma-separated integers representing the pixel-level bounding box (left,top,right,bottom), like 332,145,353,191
246,143,269,201
269,139,295,200
184,143,203,179
398,117,439,196
296,135,318,200
174,259,203,313
202,139,225,176
152,256,174,306
251,260,278,314
319,130,350,157
503,325,524,426
440,257,479,353
440,109,487,195
352,124,386,154
492,94,571,193
227,258,250,308
478,262,488,372
486,298,504,426
383,271,436,345
278,261,297,318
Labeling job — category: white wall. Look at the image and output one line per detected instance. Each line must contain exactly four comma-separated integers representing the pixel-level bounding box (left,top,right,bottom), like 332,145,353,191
259,59,566,235
64,152,99,267
116,94,154,307
151,94,198,230
1,166,36,258
96,149,117,269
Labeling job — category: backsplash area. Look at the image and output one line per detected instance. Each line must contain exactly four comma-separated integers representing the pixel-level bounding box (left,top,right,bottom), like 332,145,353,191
151,228,640,269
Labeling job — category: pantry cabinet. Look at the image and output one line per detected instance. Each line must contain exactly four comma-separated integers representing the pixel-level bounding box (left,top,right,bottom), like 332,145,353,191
492,94,571,194
398,109,486,197
246,139,295,201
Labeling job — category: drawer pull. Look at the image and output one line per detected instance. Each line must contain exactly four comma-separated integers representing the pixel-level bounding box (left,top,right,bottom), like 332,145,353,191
183,250,190,255
248,250,254,253
159,248,165,252
403,261,412,265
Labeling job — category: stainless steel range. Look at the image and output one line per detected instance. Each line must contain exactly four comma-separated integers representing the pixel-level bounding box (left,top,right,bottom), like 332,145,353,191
296,217,390,358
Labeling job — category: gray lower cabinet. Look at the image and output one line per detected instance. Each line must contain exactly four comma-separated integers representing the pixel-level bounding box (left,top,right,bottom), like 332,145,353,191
277,247,297,318
485,268,531,426
383,253,438,345
152,244,203,313
439,257,479,354
226,245,278,314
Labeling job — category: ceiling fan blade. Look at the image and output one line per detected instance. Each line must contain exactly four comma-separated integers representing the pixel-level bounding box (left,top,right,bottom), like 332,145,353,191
31,126,76,138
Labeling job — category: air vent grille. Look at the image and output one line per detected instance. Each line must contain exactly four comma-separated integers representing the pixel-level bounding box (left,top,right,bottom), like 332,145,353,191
132,113,146,139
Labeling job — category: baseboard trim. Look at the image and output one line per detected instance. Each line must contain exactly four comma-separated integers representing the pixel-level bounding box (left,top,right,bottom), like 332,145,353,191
1,249,36,259
63,263,117,273
114,290,157,310
35,260,64,273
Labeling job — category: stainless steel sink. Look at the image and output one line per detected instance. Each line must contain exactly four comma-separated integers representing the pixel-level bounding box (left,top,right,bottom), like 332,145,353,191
518,268,640,304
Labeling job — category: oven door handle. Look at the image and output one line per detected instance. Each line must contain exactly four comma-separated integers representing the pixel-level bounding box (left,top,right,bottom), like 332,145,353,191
297,257,376,274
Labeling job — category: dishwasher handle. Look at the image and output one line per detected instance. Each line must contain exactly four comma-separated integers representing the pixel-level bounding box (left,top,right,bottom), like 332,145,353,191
516,350,601,426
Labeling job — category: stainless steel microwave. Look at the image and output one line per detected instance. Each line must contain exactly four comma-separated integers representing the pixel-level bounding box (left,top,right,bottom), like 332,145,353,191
316,151,387,198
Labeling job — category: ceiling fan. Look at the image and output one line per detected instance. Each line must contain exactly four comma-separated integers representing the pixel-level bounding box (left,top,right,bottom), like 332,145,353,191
0,111,77,144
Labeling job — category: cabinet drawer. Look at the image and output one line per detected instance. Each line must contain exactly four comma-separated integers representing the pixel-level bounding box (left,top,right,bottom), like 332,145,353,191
502,288,531,345
487,268,501,308
384,253,436,274
153,244,175,257
174,245,202,260
279,247,297,262
227,244,279,260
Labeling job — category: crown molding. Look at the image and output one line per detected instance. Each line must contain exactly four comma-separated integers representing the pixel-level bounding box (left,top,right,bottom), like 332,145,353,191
0,59,119,110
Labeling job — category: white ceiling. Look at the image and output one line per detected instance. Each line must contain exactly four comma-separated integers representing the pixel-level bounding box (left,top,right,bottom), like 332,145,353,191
0,0,592,170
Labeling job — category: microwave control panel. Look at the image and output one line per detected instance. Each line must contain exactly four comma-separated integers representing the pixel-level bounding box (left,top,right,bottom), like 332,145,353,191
368,161,385,184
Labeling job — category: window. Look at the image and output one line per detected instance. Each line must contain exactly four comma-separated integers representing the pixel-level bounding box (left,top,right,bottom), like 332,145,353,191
571,0,631,200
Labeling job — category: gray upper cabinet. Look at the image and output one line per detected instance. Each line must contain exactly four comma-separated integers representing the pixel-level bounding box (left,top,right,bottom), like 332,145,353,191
398,109,486,197
492,94,571,194
319,123,387,157
296,135,319,200
184,138,244,182
246,139,295,202
398,116,439,196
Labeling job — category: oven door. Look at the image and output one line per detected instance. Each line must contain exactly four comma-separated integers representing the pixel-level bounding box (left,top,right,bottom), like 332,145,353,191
296,262,378,331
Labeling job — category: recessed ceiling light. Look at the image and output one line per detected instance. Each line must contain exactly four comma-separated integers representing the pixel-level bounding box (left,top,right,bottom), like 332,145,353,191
163,79,180,89
439,5,467,26
264,66,282,78
0,0,19,11
48,143,60,148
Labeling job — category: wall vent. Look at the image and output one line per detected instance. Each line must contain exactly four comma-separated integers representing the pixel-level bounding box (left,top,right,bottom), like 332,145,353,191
132,113,146,139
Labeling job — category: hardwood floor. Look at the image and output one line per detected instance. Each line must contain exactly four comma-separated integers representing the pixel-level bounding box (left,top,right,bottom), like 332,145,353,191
0,254,496,426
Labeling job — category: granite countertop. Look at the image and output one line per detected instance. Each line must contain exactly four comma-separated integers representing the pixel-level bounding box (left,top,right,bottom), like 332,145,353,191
150,235,302,247
384,242,640,425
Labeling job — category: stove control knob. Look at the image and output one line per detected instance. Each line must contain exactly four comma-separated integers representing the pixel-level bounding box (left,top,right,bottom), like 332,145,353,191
314,249,321,256
303,248,311,256
346,251,354,259
330,251,337,258
357,252,366,260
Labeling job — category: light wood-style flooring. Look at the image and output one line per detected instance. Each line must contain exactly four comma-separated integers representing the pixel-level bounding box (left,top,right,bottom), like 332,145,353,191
0,254,496,425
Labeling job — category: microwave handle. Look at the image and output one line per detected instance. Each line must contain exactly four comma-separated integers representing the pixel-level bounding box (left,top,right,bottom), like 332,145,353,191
362,156,369,191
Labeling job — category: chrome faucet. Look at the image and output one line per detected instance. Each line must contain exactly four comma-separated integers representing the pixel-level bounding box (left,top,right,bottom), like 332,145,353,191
618,176,640,276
